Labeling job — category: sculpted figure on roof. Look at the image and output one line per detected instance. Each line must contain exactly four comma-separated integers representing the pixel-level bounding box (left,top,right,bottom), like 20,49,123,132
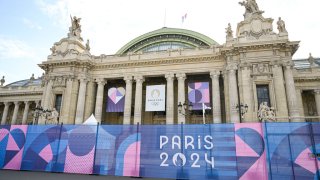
239,0,264,18
69,15,83,41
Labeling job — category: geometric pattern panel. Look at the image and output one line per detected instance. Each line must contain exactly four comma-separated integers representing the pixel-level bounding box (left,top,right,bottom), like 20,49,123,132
188,82,210,110
0,123,319,180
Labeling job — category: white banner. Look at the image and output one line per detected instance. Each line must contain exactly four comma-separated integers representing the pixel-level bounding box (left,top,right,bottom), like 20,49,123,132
145,85,166,111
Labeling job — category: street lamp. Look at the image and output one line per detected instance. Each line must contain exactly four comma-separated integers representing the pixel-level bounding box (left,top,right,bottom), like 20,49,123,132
178,101,193,123
236,103,248,122
178,101,193,115
32,106,51,125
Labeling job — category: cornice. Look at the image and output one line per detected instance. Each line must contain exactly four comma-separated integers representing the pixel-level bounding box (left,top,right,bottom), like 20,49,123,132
0,91,43,97
294,76,320,82
93,55,222,70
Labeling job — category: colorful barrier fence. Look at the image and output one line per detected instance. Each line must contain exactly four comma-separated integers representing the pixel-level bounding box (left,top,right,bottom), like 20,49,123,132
0,123,319,179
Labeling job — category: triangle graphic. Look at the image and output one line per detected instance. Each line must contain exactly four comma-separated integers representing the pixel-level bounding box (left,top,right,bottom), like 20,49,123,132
4,150,19,166
6,134,20,151
0,129,10,142
237,156,259,178
4,149,23,170
235,135,259,157
39,144,53,163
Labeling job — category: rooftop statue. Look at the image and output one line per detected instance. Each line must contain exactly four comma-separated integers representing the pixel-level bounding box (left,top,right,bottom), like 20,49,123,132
69,15,83,41
0,76,5,86
277,17,287,33
239,0,264,18
225,23,233,39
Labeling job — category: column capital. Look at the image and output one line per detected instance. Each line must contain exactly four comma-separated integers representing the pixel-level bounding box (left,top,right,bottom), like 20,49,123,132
176,73,186,80
14,101,21,106
210,70,220,78
134,75,144,83
3,101,11,106
78,77,89,83
124,75,133,82
226,63,238,71
24,101,31,106
283,61,294,69
95,78,106,85
165,73,175,81
66,75,76,81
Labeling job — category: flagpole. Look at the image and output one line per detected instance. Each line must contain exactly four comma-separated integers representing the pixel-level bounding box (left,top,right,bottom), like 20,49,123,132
202,103,205,124
164,8,167,27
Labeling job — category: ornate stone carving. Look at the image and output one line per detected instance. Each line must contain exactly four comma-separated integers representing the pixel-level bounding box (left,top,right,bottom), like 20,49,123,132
258,102,276,122
226,23,233,39
239,0,264,19
68,16,83,41
277,17,287,33
53,76,66,87
0,76,5,87
252,63,270,74
45,108,59,125
308,53,316,67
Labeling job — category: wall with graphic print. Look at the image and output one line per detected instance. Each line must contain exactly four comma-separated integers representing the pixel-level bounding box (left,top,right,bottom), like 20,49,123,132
0,123,319,179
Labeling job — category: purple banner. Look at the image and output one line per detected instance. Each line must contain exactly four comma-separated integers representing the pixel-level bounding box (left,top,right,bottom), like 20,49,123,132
106,87,125,112
188,82,210,110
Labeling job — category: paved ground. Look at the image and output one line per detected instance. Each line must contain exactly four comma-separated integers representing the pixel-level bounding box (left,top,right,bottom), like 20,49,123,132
0,170,171,180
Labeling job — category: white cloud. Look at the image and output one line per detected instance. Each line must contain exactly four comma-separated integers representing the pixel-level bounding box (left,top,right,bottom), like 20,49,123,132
22,18,43,30
34,0,320,59
0,36,36,59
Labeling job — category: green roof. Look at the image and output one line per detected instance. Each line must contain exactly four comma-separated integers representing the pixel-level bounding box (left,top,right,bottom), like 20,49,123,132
116,27,219,54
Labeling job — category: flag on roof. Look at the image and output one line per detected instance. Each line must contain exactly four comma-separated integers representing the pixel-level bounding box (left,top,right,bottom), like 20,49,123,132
182,13,187,23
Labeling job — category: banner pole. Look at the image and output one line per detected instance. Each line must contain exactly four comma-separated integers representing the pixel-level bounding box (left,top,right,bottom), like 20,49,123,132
308,122,320,179
134,122,140,177
263,121,273,180
92,122,100,174
53,122,63,172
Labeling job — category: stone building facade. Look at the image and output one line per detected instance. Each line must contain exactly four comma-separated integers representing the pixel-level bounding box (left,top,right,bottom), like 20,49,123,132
0,2,319,125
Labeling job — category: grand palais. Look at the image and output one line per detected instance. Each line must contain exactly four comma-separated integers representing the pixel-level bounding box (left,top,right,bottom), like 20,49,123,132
0,1,319,126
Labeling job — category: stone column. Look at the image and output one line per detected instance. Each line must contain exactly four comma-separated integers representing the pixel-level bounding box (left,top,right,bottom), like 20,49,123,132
94,79,106,123
11,101,21,125
272,63,289,121
1,102,11,125
123,76,133,124
61,77,73,124
165,73,175,124
314,90,320,118
239,65,254,122
133,75,144,124
33,100,40,124
210,71,221,123
176,73,186,124
75,78,88,124
43,79,53,109
283,63,300,121
22,101,30,125
84,81,96,120
227,65,240,123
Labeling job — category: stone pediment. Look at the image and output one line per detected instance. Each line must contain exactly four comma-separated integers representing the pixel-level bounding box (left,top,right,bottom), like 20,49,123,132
236,14,278,43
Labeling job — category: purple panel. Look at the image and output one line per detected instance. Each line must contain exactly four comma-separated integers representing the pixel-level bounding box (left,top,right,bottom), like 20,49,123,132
106,87,125,112
188,82,210,110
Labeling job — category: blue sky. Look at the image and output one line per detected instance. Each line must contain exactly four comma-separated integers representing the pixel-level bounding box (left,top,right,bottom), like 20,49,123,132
0,0,319,84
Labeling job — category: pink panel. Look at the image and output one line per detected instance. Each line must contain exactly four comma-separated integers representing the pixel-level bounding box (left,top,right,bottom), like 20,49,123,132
240,151,268,180
201,89,210,103
6,134,20,151
0,129,9,142
235,123,262,135
39,144,53,163
194,82,202,89
3,148,24,170
11,125,28,135
64,146,94,174
295,148,320,173
235,135,259,157
123,141,140,177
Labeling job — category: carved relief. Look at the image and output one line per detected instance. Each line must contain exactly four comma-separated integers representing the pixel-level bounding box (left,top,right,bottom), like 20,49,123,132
53,76,66,87
252,63,270,75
